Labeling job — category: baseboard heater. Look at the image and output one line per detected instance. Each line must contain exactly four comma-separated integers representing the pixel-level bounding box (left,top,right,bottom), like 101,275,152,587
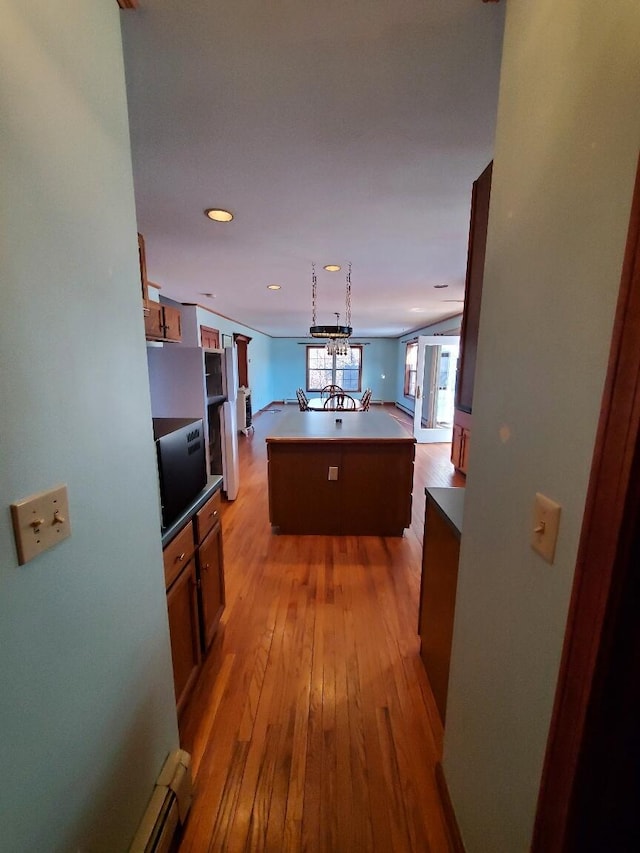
130,750,192,853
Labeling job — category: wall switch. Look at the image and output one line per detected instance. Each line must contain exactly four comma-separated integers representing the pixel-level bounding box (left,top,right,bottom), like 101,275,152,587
531,492,561,564
328,466,339,481
11,484,71,565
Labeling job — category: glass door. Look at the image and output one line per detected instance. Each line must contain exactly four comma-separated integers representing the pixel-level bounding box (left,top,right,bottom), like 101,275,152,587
413,336,460,443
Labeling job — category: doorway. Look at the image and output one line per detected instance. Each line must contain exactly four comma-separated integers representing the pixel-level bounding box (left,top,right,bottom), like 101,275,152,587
413,336,460,443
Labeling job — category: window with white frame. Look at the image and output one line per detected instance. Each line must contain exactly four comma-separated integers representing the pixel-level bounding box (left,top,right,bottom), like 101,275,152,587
306,345,363,392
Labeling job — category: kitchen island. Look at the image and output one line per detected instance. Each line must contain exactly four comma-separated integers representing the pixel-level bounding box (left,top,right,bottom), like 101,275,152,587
266,409,415,535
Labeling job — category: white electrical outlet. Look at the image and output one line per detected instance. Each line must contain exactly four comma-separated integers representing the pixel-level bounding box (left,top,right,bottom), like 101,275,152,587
11,484,71,565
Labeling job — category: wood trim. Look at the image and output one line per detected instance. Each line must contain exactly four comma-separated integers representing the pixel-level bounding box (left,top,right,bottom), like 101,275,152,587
435,762,466,853
147,280,161,290
117,0,139,9
532,151,640,850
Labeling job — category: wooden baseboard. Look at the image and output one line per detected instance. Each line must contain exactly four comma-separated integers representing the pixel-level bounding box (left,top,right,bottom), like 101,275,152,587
435,761,466,853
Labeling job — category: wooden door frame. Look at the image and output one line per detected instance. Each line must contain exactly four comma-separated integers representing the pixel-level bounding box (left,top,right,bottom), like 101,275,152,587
532,152,640,850
233,333,252,388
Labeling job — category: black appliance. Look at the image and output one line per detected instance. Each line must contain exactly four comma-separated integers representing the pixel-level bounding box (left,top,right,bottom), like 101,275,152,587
152,418,206,528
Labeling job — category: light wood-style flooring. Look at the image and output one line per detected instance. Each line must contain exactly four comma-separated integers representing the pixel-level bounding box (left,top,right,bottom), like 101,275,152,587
178,404,464,852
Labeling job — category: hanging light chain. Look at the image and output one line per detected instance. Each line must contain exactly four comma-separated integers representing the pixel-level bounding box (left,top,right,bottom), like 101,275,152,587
311,262,318,327
345,262,352,329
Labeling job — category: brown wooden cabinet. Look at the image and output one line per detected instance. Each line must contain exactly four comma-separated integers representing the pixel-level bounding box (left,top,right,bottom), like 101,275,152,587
418,488,464,725
198,525,225,649
200,325,220,349
266,412,415,536
451,414,471,475
162,486,225,715
138,232,182,343
451,162,492,473
166,561,201,716
194,490,225,650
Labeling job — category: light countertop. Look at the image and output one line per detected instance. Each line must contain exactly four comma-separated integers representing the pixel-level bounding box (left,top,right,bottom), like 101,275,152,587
265,409,415,443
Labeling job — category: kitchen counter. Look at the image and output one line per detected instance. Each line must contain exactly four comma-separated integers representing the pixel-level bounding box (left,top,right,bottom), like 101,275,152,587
424,486,465,537
161,474,223,547
266,410,415,535
265,409,414,444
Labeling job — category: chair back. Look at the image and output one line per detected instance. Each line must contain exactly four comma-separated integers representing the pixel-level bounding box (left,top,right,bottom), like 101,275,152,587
324,393,357,410
321,384,342,400
296,388,309,411
360,388,372,411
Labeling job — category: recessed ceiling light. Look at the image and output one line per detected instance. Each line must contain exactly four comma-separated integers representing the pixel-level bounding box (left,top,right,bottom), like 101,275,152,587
434,283,449,289
205,208,234,222
323,264,341,272
409,307,427,313
267,284,281,290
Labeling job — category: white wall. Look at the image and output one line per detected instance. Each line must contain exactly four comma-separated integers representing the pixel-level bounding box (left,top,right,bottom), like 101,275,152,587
443,2,640,851
0,2,178,850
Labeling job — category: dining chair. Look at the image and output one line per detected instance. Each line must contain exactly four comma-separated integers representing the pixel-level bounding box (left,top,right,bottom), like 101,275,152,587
324,393,356,410
320,384,343,400
296,388,309,411
360,388,372,411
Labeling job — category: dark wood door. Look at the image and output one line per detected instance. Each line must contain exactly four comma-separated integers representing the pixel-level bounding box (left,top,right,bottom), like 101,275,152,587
234,333,251,388
533,153,640,852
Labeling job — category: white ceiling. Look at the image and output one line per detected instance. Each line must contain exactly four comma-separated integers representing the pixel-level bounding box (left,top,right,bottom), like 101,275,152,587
120,0,504,338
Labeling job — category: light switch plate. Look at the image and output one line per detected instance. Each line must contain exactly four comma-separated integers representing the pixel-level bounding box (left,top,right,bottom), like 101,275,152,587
11,484,71,565
531,492,561,564
328,466,339,481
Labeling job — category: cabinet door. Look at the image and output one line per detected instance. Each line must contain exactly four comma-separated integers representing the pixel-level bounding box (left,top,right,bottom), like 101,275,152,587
162,305,182,342
451,424,463,469
460,428,471,474
200,325,220,349
419,500,461,725
144,302,163,339
198,523,225,650
166,561,201,715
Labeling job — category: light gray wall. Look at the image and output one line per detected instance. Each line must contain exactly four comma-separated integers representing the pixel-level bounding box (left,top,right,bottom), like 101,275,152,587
443,2,640,851
0,2,178,850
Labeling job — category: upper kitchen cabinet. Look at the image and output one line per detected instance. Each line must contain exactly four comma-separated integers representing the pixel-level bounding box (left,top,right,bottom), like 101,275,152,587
451,162,492,474
138,233,182,343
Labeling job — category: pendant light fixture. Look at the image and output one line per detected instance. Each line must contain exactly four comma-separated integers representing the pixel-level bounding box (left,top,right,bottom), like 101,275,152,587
310,262,352,355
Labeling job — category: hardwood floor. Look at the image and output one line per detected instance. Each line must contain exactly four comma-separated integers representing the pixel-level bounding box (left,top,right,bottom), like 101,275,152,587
178,404,464,852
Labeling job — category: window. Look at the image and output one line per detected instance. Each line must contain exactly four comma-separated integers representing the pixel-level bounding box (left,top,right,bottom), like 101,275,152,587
306,345,363,392
404,341,418,397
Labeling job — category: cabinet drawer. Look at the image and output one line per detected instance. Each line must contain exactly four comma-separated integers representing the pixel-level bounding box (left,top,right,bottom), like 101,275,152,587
163,523,195,589
195,489,222,542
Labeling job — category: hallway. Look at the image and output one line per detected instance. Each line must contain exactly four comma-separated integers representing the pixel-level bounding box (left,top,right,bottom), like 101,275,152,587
178,405,463,852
